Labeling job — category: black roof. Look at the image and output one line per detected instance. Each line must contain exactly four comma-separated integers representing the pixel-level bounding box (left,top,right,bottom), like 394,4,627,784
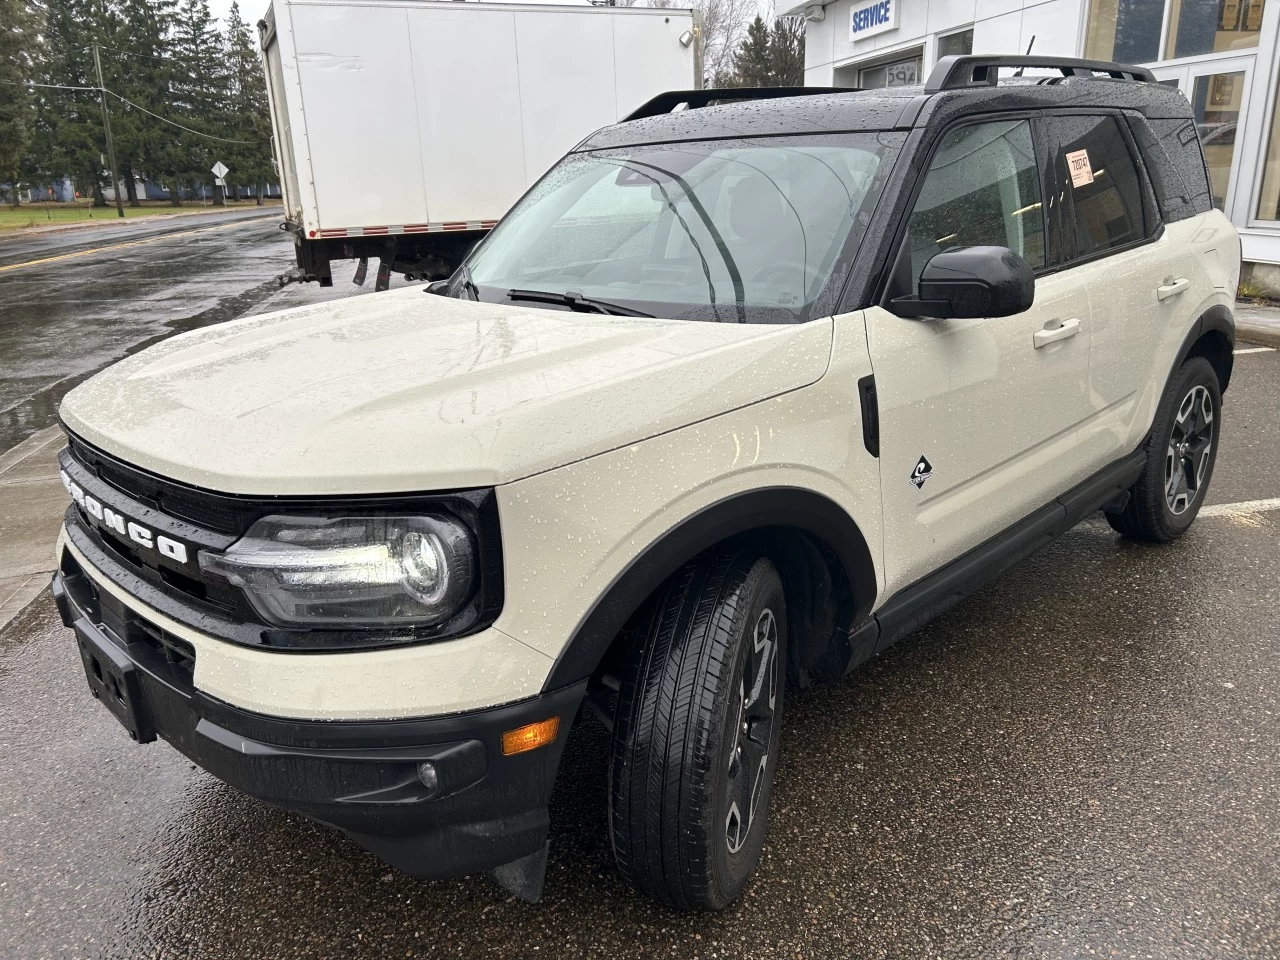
578,68,1194,152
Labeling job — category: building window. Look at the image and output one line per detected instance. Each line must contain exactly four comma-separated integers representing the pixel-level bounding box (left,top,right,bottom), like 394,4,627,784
858,55,922,88
1258,86,1280,221
1191,71,1246,209
938,29,973,58
1086,0,1268,64
1166,0,1268,60
1084,0,1165,64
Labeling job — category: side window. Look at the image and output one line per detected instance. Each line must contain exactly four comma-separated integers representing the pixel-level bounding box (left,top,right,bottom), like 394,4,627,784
1126,115,1197,223
1149,118,1214,216
1047,114,1150,261
906,119,1045,286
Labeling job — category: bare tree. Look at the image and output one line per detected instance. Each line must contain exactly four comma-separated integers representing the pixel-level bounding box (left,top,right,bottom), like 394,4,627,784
617,0,757,87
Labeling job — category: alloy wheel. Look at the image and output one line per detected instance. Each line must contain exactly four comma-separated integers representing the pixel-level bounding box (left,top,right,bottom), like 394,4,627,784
724,607,779,855
1164,383,1215,516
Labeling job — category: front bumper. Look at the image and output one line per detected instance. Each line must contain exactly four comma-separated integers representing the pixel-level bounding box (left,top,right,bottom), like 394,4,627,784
51,557,586,880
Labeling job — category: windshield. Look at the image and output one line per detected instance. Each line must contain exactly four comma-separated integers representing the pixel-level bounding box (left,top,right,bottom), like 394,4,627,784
459,133,902,323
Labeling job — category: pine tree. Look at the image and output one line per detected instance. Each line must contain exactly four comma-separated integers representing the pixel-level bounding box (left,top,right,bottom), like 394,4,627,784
0,0,42,204
730,15,772,88
109,0,179,204
222,2,273,203
28,0,110,205
158,0,226,204
769,16,804,87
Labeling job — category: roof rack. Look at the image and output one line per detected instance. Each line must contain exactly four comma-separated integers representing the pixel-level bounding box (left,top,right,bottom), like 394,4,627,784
924,55,1156,93
623,87,851,122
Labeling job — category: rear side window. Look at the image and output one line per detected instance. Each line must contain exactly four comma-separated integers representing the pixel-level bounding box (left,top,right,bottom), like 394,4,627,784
1147,118,1214,217
905,119,1046,285
1046,114,1149,262
1126,116,1197,222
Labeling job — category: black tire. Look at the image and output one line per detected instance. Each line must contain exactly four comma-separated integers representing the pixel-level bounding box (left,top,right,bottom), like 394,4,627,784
1107,356,1221,543
609,551,786,910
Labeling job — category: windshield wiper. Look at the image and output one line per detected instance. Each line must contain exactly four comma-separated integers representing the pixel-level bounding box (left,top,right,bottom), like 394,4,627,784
506,288,653,318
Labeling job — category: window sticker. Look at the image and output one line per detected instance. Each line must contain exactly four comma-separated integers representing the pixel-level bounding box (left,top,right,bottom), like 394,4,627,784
1066,149,1094,188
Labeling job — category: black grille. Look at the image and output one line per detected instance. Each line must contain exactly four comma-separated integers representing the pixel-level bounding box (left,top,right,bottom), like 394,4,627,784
67,434,262,537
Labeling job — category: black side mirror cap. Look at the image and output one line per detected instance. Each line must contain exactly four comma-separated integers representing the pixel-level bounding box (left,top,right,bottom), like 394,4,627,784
890,245,1035,319
424,279,450,296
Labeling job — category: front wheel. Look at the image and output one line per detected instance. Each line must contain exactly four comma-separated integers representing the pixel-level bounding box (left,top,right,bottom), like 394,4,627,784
609,551,786,910
1107,356,1222,542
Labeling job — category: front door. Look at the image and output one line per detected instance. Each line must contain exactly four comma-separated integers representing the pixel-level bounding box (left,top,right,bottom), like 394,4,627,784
1152,57,1255,217
865,117,1094,598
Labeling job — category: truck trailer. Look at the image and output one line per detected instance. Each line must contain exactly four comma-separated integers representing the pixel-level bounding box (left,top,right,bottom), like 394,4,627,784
259,0,702,288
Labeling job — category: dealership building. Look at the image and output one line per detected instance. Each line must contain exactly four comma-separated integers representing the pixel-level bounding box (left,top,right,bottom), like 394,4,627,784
782,0,1280,288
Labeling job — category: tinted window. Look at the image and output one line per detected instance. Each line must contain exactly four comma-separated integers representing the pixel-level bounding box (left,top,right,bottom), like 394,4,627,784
1048,115,1148,262
1130,117,1213,221
906,119,1045,286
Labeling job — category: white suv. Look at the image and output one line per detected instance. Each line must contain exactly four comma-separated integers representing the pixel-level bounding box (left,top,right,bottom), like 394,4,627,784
52,56,1239,910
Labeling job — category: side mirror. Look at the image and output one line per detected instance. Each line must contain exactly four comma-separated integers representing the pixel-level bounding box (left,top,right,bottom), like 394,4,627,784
890,246,1035,319
423,279,450,296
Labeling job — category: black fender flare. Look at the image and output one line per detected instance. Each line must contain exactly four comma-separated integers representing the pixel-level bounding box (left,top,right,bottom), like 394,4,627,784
541,487,878,690
1170,302,1235,393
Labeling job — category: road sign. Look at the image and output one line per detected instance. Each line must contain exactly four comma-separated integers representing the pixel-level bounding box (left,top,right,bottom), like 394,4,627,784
210,161,229,179
214,177,226,186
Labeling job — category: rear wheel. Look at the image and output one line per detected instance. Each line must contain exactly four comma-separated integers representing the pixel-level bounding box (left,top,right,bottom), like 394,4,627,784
609,551,786,910
1107,356,1221,542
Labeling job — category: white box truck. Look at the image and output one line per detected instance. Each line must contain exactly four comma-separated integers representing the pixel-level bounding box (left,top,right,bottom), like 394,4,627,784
259,0,702,288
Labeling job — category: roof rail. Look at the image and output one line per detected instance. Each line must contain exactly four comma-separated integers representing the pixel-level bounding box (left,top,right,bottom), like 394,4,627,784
623,87,851,122
924,55,1156,93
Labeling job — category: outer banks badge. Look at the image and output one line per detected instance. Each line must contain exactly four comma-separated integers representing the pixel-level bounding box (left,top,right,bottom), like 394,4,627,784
909,455,933,490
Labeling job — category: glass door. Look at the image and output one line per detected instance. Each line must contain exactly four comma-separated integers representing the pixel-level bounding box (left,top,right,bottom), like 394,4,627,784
1152,56,1256,217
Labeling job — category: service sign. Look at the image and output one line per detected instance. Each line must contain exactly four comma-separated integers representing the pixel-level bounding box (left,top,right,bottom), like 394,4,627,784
849,0,897,41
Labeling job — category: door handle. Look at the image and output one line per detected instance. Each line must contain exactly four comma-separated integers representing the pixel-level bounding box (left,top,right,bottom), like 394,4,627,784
1032,317,1081,349
1157,277,1191,301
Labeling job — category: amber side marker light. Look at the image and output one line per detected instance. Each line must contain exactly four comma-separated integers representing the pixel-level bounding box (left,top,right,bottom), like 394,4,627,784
502,717,560,756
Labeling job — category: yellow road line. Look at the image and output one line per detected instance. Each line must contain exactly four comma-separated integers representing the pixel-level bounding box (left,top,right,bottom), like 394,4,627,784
0,216,276,275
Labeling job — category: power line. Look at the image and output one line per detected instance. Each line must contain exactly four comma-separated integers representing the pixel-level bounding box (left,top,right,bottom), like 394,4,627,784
106,90,272,144
0,79,271,145
0,79,99,91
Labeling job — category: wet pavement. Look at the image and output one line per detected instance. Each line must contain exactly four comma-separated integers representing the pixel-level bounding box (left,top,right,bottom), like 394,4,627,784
0,322,1277,956
0,209,409,454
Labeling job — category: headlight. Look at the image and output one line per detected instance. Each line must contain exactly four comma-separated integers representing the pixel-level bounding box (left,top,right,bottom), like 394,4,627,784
199,515,477,628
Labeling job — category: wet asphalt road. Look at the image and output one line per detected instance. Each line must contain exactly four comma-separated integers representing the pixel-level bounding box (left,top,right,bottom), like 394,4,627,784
1,224,1279,957
0,208,403,454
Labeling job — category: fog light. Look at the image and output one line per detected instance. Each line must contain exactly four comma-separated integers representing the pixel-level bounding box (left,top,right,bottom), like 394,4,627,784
416,761,439,794
501,717,560,756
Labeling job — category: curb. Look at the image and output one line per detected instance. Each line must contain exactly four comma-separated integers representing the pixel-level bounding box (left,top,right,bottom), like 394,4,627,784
0,426,64,477
1236,323,1280,349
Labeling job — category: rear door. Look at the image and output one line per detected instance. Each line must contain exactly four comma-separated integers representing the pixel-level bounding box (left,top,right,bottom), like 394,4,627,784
1041,112,1201,467
865,116,1095,598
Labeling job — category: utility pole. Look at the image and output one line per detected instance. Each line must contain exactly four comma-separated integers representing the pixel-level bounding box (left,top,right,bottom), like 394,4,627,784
92,43,125,219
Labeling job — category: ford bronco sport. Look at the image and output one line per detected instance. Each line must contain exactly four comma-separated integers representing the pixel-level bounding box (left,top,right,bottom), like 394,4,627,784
53,55,1239,910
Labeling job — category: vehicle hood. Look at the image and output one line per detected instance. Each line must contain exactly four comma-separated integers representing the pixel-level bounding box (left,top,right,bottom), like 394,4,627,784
60,288,833,495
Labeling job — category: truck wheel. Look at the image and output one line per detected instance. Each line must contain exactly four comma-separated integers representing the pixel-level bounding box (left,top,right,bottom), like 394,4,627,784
609,551,786,910
1107,356,1221,543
